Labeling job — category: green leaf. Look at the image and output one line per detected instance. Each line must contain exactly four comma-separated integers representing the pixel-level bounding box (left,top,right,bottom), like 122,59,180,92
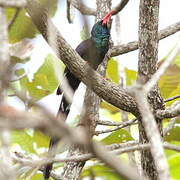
81,164,123,180
165,141,180,158
125,68,137,86
80,26,90,41
172,53,180,67
11,56,31,64
11,130,36,153
168,154,180,180
164,126,180,142
7,9,38,43
15,68,29,91
33,130,49,149
17,172,44,180
14,54,64,101
106,59,119,83
33,54,63,93
101,101,120,114
101,129,133,145
159,64,180,99
166,84,180,106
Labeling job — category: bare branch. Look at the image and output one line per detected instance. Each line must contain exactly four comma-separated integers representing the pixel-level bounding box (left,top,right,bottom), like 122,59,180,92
26,0,139,116
110,21,180,57
163,117,179,136
69,0,96,16
11,141,180,180
0,0,26,8
8,8,20,30
136,0,170,179
164,95,180,103
95,118,137,135
144,43,180,93
112,0,129,15
97,118,137,126
156,101,180,119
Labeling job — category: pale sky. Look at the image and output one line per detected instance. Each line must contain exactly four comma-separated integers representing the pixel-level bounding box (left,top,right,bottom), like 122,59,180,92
8,0,180,120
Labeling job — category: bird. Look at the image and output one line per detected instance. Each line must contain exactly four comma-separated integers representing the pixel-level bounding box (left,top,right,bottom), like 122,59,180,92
43,11,113,180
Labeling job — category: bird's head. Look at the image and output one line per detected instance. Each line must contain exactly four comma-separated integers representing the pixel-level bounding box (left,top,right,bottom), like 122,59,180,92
91,11,114,41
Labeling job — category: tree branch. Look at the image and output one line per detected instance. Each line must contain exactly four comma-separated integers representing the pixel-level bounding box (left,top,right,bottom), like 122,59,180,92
95,118,137,135
164,95,180,103
0,0,26,8
111,0,129,15
12,142,180,173
97,118,137,126
156,101,180,119
110,21,180,57
163,117,179,136
26,0,139,116
69,0,96,16
136,0,170,179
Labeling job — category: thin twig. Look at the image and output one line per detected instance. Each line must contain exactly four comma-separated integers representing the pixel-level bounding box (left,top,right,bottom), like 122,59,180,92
97,118,137,126
164,95,180,103
8,8,20,30
112,0,129,15
0,0,26,8
70,0,96,16
95,118,137,135
163,117,179,136
10,73,27,82
156,101,180,119
144,43,180,93
110,21,180,57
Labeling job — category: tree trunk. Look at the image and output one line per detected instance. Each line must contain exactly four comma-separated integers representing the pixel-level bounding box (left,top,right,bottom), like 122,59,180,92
60,1,112,179
137,0,165,179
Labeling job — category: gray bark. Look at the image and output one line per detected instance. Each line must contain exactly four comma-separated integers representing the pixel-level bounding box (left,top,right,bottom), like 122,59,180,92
137,0,166,179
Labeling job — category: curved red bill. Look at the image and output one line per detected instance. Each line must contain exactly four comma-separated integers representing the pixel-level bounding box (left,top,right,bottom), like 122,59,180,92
102,11,115,25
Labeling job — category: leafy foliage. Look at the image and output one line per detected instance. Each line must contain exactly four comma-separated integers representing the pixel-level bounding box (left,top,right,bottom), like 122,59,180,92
80,26,90,40
81,164,123,180
101,129,134,145
7,8,38,43
106,59,119,83
14,54,63,101
4,2,180,178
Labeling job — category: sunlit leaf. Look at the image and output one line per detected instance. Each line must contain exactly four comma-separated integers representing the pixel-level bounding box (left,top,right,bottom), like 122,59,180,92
80,26,90,41
125,68,137,86
14,54,64,101
11,130,36,153
33,130,49,149
106,59,119,83
168,154,180,180
11,56,31,64
172,53,180,67
159,64,180,99
164,126,180,142
81,164,123,180
7,9,37,43
101,129,133,145
101,101,120,114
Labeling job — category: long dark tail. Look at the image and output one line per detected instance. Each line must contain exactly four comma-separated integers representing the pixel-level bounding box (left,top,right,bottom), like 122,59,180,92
43,70,80,179
43,137,59,179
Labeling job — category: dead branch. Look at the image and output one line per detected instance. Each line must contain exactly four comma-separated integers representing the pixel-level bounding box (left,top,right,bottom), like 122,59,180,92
110,21,180,57
95,118,137,135
0,0,26,8
156,101,180,119
163,117,179,136
164,95,180,103
69,0,96,16
97,118,137,126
